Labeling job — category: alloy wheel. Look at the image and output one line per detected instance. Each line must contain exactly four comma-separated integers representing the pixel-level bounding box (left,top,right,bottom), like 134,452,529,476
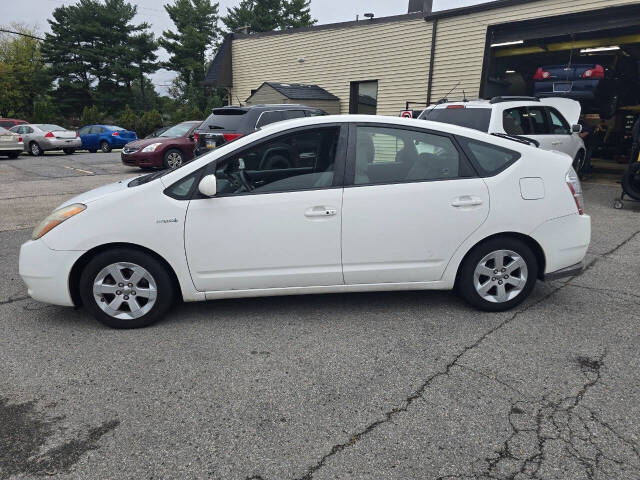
93,262,157,320
473,249,528,303
31,143,40,155
166,152,183,169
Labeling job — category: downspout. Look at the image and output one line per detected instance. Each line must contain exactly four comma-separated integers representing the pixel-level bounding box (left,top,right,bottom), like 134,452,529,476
426,17,438,106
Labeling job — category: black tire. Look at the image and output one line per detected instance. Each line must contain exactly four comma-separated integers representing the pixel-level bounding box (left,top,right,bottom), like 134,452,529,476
573,150,586,178
622,162,640,201
100,140,112,153
63,148,75,155
163,148,184,169
29,142,43,156
88,149,98,153
7,151,20,159
457,237,538,312
79,248,174,329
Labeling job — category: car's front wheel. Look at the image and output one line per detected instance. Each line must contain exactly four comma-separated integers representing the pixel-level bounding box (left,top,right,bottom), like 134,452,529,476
63,148,75,155
79,248,174,329
163,149,184,169
457,237,538,312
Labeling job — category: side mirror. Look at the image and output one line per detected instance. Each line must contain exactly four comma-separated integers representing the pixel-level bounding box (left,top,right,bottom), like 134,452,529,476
198,174,217,197
572,124,582,134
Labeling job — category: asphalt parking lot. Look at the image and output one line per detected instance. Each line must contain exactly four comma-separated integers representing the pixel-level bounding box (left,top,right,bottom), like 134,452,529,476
1,151,639,480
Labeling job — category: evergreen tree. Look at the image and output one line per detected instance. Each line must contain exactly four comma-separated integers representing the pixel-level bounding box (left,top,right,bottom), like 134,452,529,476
222,0,316,33
42,0,158,117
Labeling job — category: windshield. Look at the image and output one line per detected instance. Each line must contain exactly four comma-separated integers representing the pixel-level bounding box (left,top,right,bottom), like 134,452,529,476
35,124,65,131
159,123,195,138
419,107,492,132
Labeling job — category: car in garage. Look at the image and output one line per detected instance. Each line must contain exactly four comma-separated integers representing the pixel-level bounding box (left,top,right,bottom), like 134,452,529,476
533,58,639,119
19,115,590,329
9,123,82,156
194,104,326,156
418,97,586,171
0,126,24,159
121,121,201,170
78,124,138,153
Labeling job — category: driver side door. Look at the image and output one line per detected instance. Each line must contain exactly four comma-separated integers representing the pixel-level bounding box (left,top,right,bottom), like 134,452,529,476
184,124,347,293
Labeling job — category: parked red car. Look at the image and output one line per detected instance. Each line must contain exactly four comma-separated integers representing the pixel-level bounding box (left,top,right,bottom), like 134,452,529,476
0,118,27,129
121,121,201,170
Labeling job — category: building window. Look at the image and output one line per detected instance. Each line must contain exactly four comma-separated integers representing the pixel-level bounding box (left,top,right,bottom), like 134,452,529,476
349,80,378,115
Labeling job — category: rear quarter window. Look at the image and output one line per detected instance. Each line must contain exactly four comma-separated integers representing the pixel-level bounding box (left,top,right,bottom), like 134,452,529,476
202,109,248,132
420,107,492,132
457,137,521,176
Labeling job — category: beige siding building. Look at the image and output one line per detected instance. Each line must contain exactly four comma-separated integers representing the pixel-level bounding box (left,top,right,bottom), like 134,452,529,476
204,0,640,116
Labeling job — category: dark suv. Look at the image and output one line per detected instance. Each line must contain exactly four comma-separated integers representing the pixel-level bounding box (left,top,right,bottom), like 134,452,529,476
194,104,326,156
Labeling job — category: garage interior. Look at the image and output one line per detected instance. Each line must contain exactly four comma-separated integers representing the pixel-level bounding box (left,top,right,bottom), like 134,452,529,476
482,3,640,168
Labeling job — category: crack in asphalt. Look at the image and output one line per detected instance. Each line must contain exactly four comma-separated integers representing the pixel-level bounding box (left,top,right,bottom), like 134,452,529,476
0,295,29,306
437,352,640,480
245,228,640,480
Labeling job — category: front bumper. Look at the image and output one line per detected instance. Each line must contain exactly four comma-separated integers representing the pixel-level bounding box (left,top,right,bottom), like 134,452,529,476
19,239,85,307
121,150,162,167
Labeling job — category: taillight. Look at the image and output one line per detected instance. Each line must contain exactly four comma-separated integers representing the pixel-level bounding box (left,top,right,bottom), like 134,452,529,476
76,131,79,137
18,136,22,142
193,132,200,143
112,131,120,137
222,133,242,142
583,65,604,79
44,131,54,138
566,168,584,215
533,68,551,80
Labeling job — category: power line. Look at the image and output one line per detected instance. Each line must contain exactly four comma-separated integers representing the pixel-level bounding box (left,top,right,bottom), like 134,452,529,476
0,29,45,41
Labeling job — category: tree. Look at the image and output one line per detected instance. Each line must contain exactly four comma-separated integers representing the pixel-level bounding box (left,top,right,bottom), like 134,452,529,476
42,0,159,117
160,0,220,89
0,25,50,118
222,0,315,33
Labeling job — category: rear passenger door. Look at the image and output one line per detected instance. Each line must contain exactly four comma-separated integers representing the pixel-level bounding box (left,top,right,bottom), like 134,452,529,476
341,124,490,285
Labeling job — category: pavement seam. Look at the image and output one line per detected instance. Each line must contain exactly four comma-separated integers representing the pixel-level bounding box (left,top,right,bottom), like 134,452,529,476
0,295,29,306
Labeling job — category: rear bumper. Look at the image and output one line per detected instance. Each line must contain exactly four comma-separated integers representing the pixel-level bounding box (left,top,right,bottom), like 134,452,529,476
530,213,591,279
41,138,82,150
0,142,23,151
543,261,584,281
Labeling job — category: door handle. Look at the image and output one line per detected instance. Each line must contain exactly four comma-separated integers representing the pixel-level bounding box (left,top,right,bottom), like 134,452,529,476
551,141,563,146
451,196,483,208
305,206,337,218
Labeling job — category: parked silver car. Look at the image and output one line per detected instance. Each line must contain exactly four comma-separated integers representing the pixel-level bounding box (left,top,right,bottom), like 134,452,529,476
0,126,24,159
9,124,81,156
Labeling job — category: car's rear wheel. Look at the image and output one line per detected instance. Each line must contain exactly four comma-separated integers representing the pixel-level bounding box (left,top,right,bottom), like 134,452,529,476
457,237,538,312
100,140,112,153
79,249,174,329
30,142,43,156
88,149,97,154
573,150,586,178
163,149,184,169
63,148,75,155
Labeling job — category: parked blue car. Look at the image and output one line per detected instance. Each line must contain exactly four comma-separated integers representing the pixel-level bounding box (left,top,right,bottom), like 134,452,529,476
78,125,138,153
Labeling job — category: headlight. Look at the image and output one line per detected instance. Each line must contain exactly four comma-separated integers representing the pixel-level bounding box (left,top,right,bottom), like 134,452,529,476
142,143,162,153
32,204,86,240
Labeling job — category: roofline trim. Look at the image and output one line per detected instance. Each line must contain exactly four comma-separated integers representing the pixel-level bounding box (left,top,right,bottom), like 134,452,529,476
425,0,545,20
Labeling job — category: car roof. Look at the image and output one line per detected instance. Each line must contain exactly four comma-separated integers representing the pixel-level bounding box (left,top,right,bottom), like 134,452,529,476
427,100,544,109
212,104,316,112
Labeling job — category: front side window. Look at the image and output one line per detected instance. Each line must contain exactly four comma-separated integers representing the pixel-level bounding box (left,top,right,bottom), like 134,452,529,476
353,126,474,185
548,108,570,134
213,126,342,195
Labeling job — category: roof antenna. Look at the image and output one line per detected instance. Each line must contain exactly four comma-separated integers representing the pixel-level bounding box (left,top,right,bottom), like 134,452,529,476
463,89,468,102
423,81,461,118
235,95,243,107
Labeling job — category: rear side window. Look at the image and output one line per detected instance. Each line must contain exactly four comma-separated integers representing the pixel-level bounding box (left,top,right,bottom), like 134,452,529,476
256,111,284,129
457,137,520,176
503,108,529,135
282,110,306,121
78,126,90,135
202,109,248,132
527,107,550,135
420,107,492,132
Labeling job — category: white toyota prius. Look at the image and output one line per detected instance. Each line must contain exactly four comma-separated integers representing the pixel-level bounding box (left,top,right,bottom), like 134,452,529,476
19,115,591,329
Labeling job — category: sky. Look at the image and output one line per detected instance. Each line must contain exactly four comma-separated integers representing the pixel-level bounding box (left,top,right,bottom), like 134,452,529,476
1,0,495,94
